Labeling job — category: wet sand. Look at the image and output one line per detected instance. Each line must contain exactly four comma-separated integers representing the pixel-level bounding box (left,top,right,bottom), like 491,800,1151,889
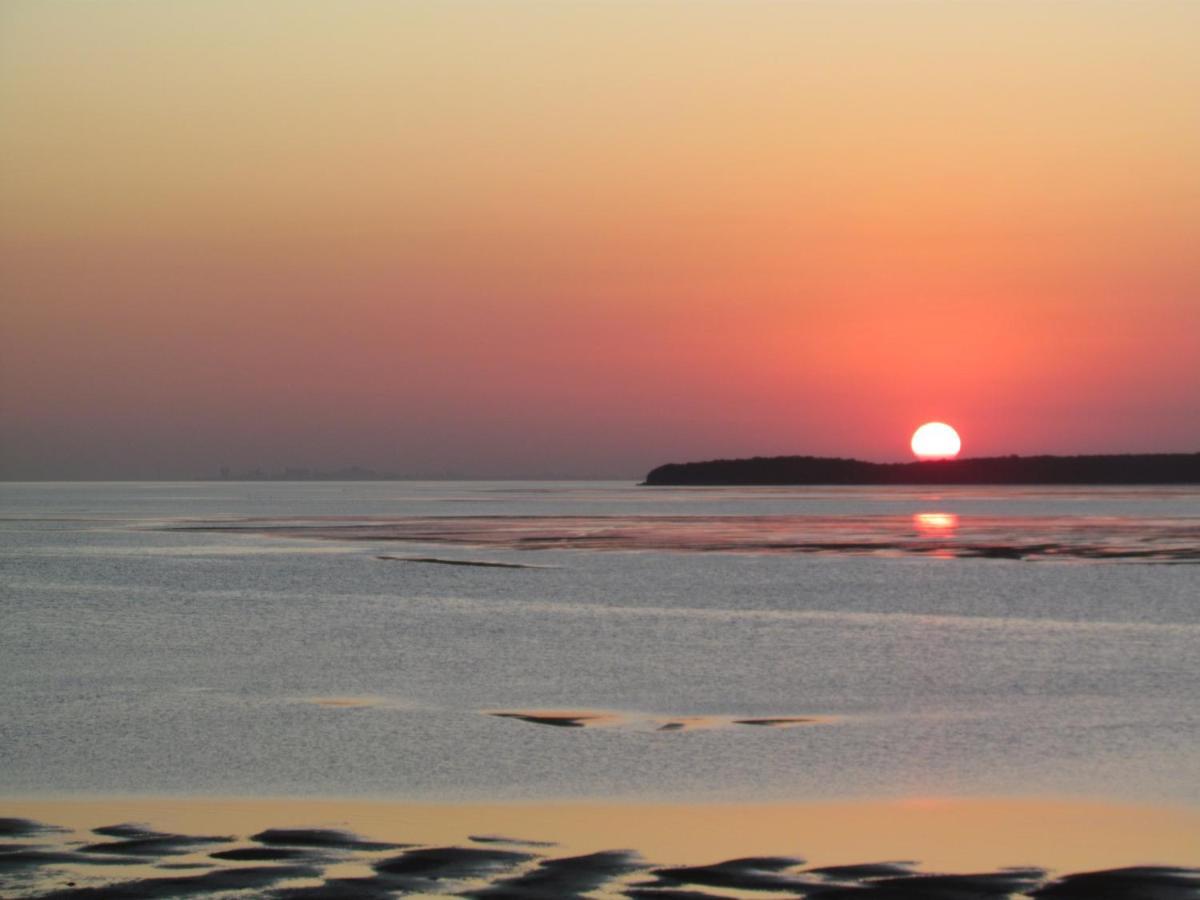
3,796,1198,897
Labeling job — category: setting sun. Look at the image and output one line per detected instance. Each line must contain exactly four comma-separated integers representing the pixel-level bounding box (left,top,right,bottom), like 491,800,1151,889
911,423,962,460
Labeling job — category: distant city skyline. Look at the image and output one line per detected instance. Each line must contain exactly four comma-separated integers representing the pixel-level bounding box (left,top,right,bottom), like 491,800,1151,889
3,1,1198,480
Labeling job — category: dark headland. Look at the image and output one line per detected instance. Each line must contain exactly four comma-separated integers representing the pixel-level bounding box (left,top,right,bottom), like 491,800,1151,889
643,453,1200,486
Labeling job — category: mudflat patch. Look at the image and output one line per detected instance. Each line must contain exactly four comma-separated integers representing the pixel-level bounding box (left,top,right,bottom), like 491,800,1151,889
488,711,619,729
486,709,831,732
5,813,1197,900
376,555,556,569
734,717,817,727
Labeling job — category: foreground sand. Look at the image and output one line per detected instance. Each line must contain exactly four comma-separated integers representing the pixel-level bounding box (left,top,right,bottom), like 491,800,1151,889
3,796,1199,897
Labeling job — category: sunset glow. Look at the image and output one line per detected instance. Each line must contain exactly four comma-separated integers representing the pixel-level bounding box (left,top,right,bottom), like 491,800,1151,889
1,2,1198,478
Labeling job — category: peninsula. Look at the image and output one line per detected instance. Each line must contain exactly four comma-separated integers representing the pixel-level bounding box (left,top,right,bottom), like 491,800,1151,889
643,453,1200,486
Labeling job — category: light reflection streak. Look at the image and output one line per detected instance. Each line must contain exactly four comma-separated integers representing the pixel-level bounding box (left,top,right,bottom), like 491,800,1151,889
914,512,959,535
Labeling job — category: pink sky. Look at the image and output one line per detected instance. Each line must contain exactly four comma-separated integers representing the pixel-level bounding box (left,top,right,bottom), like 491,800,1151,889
2,1,1198,478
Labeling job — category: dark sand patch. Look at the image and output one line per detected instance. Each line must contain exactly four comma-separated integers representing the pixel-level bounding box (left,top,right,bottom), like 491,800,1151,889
270,878,398,899
251,828,405,852
376,555,554,569
0,848,140,871
806,868,1047,897
80,825,231,857
31,863,322,899
91,824,162,838
469,834,557,847
488,711,614,728
467,849,643,898
646,716,748,732
209,845,320,861
809,861,917,879
646,855,812,892
1031,865,1200,898
366,845,537,893
1,817,67,838
734,716,818,727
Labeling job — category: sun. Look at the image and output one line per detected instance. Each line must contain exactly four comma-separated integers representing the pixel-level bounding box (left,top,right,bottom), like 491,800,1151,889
911,422,962,460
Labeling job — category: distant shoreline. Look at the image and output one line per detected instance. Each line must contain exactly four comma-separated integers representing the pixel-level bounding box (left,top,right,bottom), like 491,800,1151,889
643,452,1200,486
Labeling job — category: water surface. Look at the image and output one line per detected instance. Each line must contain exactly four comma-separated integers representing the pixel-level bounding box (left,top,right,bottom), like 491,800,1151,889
2,482,1198,806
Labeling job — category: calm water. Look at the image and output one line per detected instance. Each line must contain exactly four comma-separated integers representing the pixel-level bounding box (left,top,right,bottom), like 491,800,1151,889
1,481,1198,805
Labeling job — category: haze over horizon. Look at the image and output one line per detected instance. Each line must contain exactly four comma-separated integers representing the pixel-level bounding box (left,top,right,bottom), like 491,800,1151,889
3,1,1199,480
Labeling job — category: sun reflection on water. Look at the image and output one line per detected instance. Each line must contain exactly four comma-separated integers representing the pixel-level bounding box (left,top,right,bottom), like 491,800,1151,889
914,512,959,535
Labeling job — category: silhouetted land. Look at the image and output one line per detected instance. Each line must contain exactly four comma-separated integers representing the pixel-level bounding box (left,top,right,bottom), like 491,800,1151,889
643,453,1200,485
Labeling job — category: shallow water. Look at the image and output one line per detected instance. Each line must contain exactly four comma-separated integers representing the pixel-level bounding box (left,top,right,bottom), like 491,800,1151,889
1,482,1198,806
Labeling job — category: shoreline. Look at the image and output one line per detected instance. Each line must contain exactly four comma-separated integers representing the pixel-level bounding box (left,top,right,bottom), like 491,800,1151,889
5,794,1199,873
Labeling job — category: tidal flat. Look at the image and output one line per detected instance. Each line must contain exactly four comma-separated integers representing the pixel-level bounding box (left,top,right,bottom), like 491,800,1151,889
3,798,1200,898
2,481,1198,896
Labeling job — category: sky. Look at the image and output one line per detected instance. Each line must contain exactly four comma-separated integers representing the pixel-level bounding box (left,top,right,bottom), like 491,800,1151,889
2,1,1198,479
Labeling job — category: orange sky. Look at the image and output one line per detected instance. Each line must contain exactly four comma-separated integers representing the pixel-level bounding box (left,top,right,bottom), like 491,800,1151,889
2,1,1198,478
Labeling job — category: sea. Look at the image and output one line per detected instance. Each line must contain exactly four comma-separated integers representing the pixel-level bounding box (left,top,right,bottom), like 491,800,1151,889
2,480,1198,808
